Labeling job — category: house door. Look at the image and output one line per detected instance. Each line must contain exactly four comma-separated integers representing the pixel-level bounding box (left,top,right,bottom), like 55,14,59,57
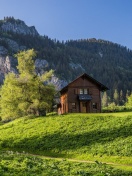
80,102,87,113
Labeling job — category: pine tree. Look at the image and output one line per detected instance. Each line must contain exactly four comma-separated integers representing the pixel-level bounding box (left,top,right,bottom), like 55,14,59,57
119,90,124,105
102,92,108,107
126,94,132,108
126,90,130,102
113,89,119,105
0,49,55,121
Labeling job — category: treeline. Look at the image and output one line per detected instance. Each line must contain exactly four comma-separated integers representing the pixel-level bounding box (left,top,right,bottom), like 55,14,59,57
102,89,131,106
0,20,132,101
102,89,132,112
0,16,23,24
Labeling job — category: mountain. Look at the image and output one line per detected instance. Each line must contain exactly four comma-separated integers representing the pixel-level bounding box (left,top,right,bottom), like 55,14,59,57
0,17,132,101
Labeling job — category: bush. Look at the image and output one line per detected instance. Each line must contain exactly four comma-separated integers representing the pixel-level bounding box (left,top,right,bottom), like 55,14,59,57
102,104,132,113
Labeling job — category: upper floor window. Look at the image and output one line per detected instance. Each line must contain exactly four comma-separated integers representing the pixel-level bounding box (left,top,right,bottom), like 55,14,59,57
84,89,88,94
79,88,88,94
80,89,83,94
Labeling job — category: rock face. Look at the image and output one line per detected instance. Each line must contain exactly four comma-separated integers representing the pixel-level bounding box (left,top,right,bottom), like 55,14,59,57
35,59,49,75
5,39,20,52
1,18,39,36
50,75,67,90
0,56,17,84
35,59,68,90
0,17,39,54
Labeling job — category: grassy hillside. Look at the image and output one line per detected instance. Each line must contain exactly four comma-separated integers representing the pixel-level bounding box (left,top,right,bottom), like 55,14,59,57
0,112,132,167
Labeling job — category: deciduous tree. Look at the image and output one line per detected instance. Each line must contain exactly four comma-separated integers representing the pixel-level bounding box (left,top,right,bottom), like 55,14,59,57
0,49,55,121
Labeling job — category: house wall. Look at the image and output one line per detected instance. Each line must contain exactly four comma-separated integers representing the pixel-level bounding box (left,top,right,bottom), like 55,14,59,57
68,87,80,113
60,92,68,114
67,77,101,113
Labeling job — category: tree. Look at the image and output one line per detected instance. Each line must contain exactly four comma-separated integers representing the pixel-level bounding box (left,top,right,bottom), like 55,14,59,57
0,73,23,120
126,90,130,102
126,94,132,108
113,89,119,105
119,90,124,105
0,49,55,121
102,92,108,107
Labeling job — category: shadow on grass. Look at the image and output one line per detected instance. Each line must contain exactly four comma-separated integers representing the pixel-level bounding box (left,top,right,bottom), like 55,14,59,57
1,123,131,157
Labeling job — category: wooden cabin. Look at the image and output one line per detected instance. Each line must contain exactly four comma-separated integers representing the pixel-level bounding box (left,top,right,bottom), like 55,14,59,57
58,73,108,114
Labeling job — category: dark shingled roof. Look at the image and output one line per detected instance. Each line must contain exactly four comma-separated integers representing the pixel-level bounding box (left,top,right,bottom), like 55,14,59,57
60,73,109,93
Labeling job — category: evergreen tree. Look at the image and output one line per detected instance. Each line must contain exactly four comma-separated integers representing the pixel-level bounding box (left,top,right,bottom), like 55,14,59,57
113,89,119,105
102,92,108,107
126,90,130,102
126,94,132,108
119,90,124,105
0,49,55,121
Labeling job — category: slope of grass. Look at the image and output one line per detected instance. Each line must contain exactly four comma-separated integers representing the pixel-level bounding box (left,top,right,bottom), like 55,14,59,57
0,151,132,176
0,112,132,166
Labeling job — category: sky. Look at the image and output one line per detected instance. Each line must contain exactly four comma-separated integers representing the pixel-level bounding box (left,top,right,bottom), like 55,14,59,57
0,0,132,49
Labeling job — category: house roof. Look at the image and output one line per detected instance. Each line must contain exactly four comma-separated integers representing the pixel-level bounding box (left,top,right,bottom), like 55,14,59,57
60,73,109,93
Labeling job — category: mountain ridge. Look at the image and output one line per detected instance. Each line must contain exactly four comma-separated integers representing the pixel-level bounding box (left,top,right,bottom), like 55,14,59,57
0,17,38,36
0,17,132,101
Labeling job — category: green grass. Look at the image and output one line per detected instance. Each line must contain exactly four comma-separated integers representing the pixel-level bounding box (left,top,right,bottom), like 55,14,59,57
0,151,132,176
0,112,132,169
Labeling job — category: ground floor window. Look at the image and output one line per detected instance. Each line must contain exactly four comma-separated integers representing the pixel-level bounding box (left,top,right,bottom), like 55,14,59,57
72,102,76,109
93,103,97,109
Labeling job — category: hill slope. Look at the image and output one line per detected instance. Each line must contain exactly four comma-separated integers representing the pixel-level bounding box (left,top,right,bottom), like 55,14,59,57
0,17,132,99
0,113,132,165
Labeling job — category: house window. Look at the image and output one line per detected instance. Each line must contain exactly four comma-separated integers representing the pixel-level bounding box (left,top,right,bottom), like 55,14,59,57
84,89,88,94
93,103,97,109
72,103,76,109
79,88,88,94
80,89,83,94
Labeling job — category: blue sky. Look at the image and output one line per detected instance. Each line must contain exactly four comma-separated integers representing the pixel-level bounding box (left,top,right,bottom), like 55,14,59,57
0,0,132,49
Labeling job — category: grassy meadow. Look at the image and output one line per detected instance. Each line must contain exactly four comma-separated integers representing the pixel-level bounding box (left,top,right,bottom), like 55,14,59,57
0,112,132,175
0,151,132,176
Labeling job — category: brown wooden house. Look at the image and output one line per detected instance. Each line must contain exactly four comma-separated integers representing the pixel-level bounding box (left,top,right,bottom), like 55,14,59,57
58,73,108,114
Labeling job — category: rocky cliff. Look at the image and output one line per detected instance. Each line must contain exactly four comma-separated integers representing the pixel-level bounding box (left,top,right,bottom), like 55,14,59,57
1,17,39,36
0,56,17,84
